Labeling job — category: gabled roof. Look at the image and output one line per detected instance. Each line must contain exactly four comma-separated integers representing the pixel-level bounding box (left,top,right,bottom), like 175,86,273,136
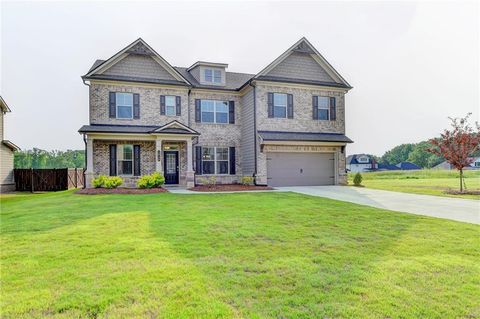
0,96,11,113
347,154,375,165
254,37,351,89
78,121,199,136
150,120,199,135
396,162,421,170
83,38,190,85
187,61,229,72
175,67,254,91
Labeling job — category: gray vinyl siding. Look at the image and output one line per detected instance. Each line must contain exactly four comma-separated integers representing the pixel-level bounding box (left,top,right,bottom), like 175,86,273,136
240,87,255,176
189,66,201,83
266,52,336,83
0,143,14,186
103,55,177,81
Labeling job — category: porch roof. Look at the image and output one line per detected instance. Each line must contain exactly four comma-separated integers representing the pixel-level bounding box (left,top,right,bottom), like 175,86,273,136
79,121,200,135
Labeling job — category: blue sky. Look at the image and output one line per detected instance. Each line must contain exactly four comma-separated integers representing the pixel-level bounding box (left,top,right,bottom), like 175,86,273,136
1,0,478,156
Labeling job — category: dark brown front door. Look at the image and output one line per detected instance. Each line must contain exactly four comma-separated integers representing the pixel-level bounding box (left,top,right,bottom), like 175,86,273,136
164,151,179,184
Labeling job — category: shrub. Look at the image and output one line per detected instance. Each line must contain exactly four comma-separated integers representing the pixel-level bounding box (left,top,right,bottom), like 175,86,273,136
353,173,363,186
137,173,165,189
103,176,123,189
92,175,108,188
240,176,254,185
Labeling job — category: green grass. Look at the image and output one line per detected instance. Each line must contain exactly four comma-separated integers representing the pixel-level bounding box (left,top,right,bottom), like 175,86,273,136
349,169,480,199
1,191,479,318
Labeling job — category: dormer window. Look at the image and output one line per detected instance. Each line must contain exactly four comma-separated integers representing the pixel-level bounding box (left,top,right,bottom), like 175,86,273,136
205,68,222,83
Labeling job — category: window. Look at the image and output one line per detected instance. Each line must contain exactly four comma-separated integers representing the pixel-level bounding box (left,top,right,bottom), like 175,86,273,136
117,144,133,175
475,161,480,167
116,93,133,119
202,147,229,174
201,100,229,123
273,93,287,118
165,96,176,116
317,96,330,120
204,68,222,83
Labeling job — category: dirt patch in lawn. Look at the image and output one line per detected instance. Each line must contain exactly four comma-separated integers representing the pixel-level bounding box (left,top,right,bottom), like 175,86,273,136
76,188,168,195
189,184,274,192
444,189,480,196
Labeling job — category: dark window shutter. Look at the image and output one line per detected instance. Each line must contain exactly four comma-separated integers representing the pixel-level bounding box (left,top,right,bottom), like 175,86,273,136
229,147,236,175
287,94,294,119
133,93,140,119
267,93,274,118
229,101,235,124
109,144,117,176
195,146,202,175
176,96,181,116
330,97,336,121
109,92,116,118
195,99,201,122
133,145,141,176
312,96,318,120
160,95,166,115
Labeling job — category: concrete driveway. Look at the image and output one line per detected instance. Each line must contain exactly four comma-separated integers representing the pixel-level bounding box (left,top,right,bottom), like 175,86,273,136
277,186,480,224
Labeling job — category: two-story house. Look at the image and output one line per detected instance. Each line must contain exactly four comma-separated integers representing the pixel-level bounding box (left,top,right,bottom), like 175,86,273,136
79,37,353,188
1,96,20,193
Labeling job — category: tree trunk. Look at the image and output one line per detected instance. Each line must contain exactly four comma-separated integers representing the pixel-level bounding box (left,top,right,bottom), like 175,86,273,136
459,169,463,192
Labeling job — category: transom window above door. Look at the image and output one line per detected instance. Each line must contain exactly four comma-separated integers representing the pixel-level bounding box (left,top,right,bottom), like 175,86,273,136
116,93,133,119
201,100,229,123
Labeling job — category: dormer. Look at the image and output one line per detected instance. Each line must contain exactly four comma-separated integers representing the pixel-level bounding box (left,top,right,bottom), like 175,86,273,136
187,61,228,86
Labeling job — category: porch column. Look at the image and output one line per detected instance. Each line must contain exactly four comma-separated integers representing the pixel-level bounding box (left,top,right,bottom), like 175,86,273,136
155,139,163,173
186,138,195,188
85,137,94,187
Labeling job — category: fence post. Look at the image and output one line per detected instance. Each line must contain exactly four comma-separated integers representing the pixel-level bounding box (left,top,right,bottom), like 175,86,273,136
74,168,78,188
30,168,34,193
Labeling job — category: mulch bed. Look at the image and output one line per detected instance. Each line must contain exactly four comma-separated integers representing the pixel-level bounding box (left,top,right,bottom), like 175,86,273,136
189,184,273,192
75,188,168,195
444,189,480,196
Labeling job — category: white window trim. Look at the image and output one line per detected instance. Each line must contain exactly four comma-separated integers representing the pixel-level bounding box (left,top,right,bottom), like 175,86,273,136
164,95,176,116
204,68,222,83
316,96,330,121
273,93,287,119
202,147,230,175
116,92,133,120
201,100,229,124
117,144,134,176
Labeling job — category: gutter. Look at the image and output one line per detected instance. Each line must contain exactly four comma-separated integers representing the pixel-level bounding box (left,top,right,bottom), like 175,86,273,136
249,80,258,184
82,133,87,189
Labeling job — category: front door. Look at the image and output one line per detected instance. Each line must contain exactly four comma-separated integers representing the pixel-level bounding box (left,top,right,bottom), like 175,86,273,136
163,151,179,184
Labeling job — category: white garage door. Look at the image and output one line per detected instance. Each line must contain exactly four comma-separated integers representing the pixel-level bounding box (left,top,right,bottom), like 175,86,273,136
266,152,335,187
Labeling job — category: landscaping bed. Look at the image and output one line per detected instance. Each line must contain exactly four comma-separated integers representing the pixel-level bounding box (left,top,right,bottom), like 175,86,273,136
76,187,167,195
189,184,273,192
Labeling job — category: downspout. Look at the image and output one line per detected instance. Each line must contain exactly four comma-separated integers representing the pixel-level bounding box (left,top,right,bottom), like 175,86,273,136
248,80,258,183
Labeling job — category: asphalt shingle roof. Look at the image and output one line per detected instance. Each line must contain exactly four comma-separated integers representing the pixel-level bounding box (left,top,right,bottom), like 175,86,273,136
258,131,353,143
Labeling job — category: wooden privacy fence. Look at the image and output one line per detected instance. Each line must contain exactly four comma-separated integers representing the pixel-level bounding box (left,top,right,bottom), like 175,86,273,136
14,168,85,192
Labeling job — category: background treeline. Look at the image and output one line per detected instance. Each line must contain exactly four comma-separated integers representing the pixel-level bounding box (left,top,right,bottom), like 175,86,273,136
14,149,85,169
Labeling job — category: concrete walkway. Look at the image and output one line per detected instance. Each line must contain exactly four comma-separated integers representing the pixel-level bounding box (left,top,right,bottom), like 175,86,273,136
277,186,480,225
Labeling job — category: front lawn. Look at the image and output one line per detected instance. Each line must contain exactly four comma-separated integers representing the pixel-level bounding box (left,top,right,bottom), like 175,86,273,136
1,191,478,318
349,169,480,199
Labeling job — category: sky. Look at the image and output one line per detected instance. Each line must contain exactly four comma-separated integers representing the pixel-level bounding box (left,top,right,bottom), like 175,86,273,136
1,0,478,156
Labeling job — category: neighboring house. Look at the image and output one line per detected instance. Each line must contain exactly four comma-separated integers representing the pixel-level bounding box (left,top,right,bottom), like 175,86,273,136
377,163,400,171
396,161,421,170
0,96,20,193
346,154,377,172
79,37,353,188
434,157,480,170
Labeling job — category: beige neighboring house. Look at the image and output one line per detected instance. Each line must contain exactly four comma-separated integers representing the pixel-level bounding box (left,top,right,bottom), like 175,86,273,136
79,37,353,188
1,96,20,193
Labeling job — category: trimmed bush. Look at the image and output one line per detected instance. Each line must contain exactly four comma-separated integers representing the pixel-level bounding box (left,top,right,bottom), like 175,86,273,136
240,176,254,186
137,173,165,189
92,175,123,189
353,173,363,186
92,175,108,188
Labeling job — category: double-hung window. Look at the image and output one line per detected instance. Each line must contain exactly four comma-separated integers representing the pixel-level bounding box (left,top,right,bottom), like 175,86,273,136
317,96,330,120
117,144,133,175
165,96,176,116
116,93,133,119
205,69,222,83
202,147,229,174
273,93,287,118
201,100,228,123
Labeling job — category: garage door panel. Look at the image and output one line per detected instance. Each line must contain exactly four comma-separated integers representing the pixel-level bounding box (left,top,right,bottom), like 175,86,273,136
267,152,334,187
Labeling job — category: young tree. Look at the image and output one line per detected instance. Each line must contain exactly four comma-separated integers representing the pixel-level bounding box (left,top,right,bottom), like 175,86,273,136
428,113,480,192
